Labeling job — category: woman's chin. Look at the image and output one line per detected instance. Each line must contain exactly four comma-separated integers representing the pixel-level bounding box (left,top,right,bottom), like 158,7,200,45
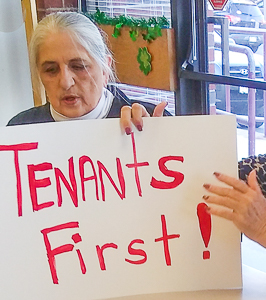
63,110,85,118
58,104,88,119
55,101,94,118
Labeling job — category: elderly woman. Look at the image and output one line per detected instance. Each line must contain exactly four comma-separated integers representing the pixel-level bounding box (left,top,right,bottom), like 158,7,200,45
7,12,170,132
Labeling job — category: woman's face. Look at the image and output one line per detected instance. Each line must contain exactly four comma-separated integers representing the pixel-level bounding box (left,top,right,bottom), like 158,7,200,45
37,31,110,118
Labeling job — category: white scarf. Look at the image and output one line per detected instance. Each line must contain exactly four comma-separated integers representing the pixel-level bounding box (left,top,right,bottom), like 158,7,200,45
50,88,114,121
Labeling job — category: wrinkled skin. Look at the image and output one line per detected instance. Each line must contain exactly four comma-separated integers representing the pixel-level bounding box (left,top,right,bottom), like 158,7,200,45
203,170,266,247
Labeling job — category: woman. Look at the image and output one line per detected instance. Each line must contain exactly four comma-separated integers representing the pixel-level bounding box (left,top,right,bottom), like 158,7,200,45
7,12,170,132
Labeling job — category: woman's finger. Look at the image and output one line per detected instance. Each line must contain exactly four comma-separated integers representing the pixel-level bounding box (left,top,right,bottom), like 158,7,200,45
203,182,246,201
120,101,167,134
203,194,239,212
247,169,262,193
152,101,168,117
206,204,235,222
131,103,150,131
212,172,250,194
120,106,133,135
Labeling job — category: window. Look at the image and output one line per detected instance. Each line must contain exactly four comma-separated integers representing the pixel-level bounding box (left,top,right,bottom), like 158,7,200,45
86,0,175,115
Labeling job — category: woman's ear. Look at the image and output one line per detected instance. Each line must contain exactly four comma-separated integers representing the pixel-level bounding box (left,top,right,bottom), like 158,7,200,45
103,55,112,87
106,55,112,67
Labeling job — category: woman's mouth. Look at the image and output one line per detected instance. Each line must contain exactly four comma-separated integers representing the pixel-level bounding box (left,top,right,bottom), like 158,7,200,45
61,95,80,105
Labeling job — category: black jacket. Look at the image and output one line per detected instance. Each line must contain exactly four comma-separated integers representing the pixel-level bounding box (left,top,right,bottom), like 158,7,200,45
7,86,171,126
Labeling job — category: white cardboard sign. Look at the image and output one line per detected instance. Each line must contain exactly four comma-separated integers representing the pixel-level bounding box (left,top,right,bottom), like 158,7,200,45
0,115,242,299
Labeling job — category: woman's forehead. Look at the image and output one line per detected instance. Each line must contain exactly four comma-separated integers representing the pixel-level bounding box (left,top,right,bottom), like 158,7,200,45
38,31,92,63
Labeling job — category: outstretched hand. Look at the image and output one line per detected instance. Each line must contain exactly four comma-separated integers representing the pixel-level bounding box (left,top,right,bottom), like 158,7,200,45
203,170,266,247
120,101,168,135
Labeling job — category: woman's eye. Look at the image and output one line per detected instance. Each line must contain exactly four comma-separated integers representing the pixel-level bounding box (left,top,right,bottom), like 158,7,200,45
71,64,87,71
45,66,58,74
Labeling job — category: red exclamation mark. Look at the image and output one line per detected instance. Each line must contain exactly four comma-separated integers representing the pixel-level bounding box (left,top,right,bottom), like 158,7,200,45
197,202,211,259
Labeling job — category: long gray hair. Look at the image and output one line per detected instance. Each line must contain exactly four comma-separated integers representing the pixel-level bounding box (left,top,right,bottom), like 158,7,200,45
29,12,115,100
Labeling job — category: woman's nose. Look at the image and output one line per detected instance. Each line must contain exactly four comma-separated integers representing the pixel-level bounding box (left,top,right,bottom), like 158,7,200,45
59,67,75,90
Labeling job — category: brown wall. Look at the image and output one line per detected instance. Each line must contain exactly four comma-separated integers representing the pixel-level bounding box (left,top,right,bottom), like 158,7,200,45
36,0,78,21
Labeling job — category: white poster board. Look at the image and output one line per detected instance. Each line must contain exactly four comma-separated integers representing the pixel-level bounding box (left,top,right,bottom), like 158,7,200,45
0,115,242,299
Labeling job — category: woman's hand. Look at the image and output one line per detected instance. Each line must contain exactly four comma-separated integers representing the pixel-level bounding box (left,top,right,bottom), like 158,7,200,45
203,170,266,247
120,101,167,135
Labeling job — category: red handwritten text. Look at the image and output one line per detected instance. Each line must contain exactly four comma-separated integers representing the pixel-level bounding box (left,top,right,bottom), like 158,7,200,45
0,133,184,216
41,214,180,284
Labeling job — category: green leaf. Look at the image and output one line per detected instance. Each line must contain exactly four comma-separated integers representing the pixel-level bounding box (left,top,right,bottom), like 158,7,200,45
112,24,123,38
129,29,138,41
115,23,123,29
137,47,152,76
153,25,162,37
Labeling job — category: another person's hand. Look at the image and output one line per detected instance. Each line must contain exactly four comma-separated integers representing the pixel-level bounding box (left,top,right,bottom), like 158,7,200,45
203,170,266,247
120,101,168,135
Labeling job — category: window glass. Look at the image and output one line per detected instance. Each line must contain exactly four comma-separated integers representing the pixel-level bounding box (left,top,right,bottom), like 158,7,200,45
209,1,266,272
230,3,263,19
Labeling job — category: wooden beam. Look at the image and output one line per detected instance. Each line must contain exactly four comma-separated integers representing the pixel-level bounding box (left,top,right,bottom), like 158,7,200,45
21,0,45,106
21,0,38,45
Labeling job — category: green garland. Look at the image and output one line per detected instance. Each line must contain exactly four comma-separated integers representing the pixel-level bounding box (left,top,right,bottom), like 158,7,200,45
86,10,169,75
86,9,170,43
